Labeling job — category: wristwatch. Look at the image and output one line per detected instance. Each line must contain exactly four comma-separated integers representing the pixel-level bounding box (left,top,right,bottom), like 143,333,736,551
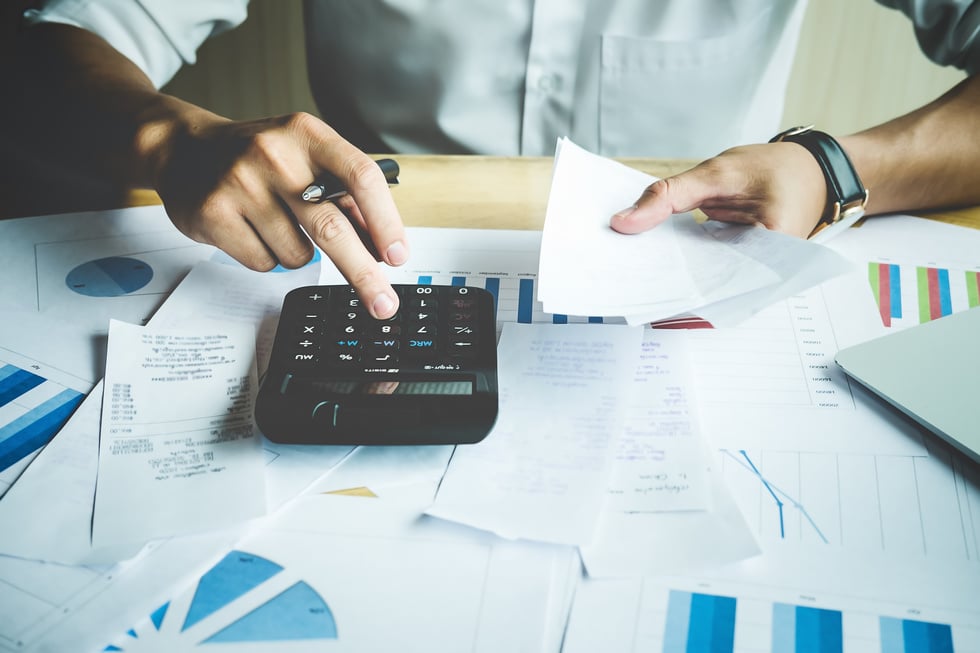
769,125,869,243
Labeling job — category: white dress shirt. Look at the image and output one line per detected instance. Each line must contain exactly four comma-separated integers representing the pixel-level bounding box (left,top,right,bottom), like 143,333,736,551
26,0,980,158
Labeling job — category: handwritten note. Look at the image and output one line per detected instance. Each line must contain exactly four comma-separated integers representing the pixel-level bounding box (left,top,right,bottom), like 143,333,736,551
580,331,760,577
604,330,709,513
92,320,266,548
426,322,642,546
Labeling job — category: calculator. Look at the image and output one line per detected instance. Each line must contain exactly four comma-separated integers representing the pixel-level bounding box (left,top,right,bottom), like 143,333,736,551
255,284,499,445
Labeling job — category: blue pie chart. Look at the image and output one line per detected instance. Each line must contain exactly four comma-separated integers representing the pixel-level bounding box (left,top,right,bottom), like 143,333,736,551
65,256,154,297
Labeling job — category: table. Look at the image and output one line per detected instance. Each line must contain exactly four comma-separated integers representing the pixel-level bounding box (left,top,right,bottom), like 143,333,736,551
116,155,980,232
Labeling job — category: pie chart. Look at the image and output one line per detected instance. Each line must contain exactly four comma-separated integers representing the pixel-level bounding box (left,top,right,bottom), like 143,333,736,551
65,256,154,297
104,550,337,650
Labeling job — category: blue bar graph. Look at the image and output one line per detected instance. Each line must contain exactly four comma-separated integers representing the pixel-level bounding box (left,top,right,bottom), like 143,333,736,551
0,387,84,471
0,364,46,407
880,616,954,653
772,603,842,653
937,268,952,316
664,590,737,653
410,273,614,326
483,277,500,307
518,278,534,323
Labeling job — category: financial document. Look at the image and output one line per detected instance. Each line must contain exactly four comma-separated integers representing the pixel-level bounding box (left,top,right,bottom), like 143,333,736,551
427,321,642,545
537,138,854,326
92,319,266,549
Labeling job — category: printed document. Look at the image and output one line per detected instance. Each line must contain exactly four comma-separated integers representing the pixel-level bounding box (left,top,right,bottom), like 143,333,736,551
92,319,266,548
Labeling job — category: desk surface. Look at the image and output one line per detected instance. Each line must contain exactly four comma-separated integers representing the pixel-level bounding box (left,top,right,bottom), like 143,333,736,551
122,154,980,232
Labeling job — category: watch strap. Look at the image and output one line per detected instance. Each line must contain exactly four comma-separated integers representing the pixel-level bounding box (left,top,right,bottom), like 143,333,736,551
770,126,868,241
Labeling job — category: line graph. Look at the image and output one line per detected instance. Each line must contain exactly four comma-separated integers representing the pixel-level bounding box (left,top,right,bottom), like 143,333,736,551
720,441,980,562
722,449,829,544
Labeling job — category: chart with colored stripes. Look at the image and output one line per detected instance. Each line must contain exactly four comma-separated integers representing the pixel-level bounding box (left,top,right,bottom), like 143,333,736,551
103,550,337,650
389,228,619,333
654,588,960,653
567,575,979,653
868,260,980,329
0,348,89,492
414,273,612,328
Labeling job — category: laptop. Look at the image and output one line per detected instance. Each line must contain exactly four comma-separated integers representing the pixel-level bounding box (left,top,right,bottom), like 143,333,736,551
835,306,980,464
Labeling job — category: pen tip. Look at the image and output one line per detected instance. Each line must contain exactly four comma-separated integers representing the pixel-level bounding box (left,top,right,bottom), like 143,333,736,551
302,185,323,202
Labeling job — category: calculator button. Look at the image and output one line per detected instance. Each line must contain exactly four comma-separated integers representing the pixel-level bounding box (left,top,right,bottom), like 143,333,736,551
406,338,437,354
449,343,478,357
449,297,478,310
294,322,321,337
333,323,360,337
333,338,361,353
367,339,400,361
407,309,436,322
289,351,319,367
327,351,361,368
407,323,438,337
368,323,402,338
366,351,399,365
408,297,439,310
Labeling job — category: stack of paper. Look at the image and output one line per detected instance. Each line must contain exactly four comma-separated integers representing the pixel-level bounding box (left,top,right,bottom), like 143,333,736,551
537,138,855,326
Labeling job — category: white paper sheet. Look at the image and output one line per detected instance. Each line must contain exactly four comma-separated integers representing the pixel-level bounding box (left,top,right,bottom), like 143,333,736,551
0,383,147,564
99,491,579,653
148,260,356,509
0,310,95,495
426,321,642,545
605,330,710,513
92,320,266,548
538,138,854,326
563,548,980,653
0,206,215,337
581,450,761,578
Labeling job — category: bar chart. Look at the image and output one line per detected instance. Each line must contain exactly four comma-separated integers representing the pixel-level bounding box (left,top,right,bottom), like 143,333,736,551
414,273,608,327
868,261,980,329
565,573,978,653
0,353,87,490
664,590,737,653
772,603,843,653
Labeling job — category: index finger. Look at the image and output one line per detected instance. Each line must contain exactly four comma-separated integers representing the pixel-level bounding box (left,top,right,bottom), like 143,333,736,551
304,122,409,269
286,116,408,318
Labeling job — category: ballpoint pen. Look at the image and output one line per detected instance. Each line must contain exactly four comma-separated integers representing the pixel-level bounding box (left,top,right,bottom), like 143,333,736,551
301,158,400,202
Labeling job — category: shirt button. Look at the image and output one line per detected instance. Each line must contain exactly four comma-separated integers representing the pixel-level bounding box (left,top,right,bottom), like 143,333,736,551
537,74,559,93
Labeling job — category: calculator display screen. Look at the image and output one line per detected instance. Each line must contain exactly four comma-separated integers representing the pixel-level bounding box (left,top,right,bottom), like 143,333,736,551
314,379,474,396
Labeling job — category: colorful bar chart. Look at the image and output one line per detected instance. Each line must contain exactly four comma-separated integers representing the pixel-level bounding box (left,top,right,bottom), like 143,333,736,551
0,362,84,472
880,616,954,653
414,273,606,326
868,261,980,328
772,603,843,653
663,590,737,653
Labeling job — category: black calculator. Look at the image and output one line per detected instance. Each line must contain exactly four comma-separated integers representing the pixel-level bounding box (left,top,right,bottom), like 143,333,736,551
255,284,499,445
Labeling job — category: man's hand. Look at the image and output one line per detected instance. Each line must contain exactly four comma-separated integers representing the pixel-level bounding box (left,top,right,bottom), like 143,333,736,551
610,142,828,239
151,111,408,319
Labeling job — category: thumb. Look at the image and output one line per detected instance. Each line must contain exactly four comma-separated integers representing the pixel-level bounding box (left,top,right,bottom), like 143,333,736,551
609,167,716,235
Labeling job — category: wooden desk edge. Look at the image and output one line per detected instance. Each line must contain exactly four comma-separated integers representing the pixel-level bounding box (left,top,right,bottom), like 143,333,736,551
110,155,979,232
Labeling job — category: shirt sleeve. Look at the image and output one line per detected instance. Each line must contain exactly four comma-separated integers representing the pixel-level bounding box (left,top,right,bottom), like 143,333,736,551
24,0,249,88
875,0,980,74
